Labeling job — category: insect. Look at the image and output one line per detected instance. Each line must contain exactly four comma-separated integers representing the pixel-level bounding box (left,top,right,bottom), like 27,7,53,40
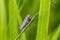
20,14,32,31
15,12,38,40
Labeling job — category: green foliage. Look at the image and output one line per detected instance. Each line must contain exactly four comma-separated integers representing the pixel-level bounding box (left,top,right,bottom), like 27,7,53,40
0,0,60,40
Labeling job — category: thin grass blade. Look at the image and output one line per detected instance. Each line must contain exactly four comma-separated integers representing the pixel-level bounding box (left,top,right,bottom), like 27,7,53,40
36,0,50,40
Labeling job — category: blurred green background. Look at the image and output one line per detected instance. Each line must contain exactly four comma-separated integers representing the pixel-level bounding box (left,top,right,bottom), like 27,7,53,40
0,0,60,40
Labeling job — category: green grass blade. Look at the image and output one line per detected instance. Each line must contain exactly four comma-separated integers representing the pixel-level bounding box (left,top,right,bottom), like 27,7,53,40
8,0,20,40
51,24,60,40
49,24,60,40
0,0,7,40
8,0,25,40
36,0,50,40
